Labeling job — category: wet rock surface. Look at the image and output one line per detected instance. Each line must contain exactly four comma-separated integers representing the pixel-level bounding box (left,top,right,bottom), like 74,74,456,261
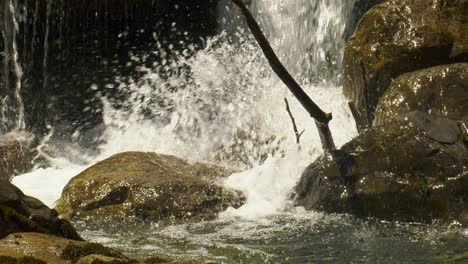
0,232,206,264
294,111,468,225
344,0,385,41
0,131,35,181
374,63,468,126
56,152,245,225
343,0,468,130
0,233,129,264
0,178,81,240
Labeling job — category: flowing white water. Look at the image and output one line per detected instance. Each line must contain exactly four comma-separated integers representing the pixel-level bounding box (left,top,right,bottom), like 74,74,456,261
10,3,468,263
13,1,357,218
1,0,25,132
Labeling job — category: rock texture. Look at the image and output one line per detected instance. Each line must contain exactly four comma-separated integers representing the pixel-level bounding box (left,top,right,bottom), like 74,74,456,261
0,178,81,240
344,0,385,41
0,131,35,181
294,111,468,225
343,0,468,131
374,63,468,126
0,233,130,264
0,232,206,263
56,152,244,225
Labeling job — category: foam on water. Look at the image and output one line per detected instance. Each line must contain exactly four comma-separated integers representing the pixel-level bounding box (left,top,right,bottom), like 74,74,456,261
13,0,357,217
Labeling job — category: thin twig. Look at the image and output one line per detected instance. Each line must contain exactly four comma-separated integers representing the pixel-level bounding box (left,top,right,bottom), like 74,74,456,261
231,0,336,152
284,97,304,144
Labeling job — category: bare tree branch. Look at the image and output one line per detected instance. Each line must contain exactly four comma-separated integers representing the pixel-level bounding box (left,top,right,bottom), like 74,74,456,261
231,0,336,152
284,97,304,144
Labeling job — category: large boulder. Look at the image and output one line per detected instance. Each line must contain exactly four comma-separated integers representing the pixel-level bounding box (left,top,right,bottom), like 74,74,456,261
0,131,35,181
343,0,468,131
294,111,468,225
374,63,468,126
0,178,81,240
56,152,245,225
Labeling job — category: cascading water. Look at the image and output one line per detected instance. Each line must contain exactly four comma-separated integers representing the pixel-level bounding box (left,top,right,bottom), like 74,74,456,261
14,0,357,209
9,1,468,263
1,0,25,132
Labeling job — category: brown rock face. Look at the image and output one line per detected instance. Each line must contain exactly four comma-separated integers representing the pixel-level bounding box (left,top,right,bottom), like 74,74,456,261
0,233,130,264
343,0,468,131
374,63,468,126
56,152,245,225
294,111,468,225
0,178,81,240
0,232,206,263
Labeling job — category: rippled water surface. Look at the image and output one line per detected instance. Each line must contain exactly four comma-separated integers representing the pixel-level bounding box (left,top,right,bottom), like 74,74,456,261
76,212,468,263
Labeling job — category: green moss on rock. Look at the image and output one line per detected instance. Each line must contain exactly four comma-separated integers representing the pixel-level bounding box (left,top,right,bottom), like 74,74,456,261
0,256,47,264
56,152,245,226
295,111,468,225
61,243,127,262
343,0,468,130
0,205,48,237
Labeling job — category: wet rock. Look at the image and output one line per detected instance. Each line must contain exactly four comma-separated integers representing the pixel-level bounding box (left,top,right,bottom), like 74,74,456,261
76,255,134,264
0,232,205,264
344,0,385,41
0,131,35,181
374,63,468,126
294,111,468,225
0,233,131,264
56,152,245,225
0,178,81,240
343,0,468,131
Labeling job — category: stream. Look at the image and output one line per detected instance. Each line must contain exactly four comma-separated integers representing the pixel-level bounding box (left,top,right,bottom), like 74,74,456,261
5,0,468,263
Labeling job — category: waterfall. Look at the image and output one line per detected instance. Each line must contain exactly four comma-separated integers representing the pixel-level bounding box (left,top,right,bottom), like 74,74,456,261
42,0,51,108
252,0,354,83
13,0,358,211
1,0,25,133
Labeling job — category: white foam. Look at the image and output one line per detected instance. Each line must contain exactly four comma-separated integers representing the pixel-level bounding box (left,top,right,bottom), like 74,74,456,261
12,0,357,216
12,165,87,207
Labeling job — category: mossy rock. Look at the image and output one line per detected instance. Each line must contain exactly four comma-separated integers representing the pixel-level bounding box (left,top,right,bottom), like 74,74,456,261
0,233,132,264
295,111,468,225
0,178,81,240
56,152,245,226
0,205,48,237
373,63,468,126
61,243,128,262
0,256,46,264
343,0,468,131
344,0,385,41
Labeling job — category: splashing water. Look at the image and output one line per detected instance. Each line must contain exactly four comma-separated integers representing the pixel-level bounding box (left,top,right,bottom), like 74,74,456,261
13,0,356,213
1,0,25,132
10,1,468,263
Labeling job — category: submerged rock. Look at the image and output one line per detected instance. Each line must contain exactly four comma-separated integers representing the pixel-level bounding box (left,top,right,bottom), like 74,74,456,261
56,152,245,225
343,0,468,130
0,178,81,240
294,111,468,225
0,131,35,181
374,63,468,126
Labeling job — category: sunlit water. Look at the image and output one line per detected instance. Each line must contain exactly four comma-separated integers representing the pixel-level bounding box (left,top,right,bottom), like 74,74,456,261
9,0,468,263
